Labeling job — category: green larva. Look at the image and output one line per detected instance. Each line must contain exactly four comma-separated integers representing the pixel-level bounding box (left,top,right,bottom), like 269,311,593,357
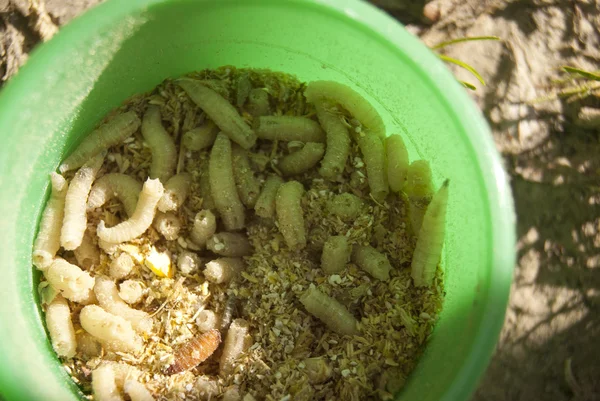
411,179,449,287
178,79,256,149
304,80,385,139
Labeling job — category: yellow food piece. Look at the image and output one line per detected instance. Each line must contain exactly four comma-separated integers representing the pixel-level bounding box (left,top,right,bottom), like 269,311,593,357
144,246,174,278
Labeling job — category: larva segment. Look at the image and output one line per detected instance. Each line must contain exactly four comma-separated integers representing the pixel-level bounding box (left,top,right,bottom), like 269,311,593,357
110,252,134,280
33,172,68,270
275,181,306,251
182,120,219,151
386,134,410,192
196,310,220,333
246,88,270,117
321,236,350,274
204,258,245,284
177,79,256,149
60,152,105,250
352,245,392,281
254,116,325,143
209,134,245,231
222,386,241,401
45,258,95,304
60,111,141,173
80,305,143,354
232,144,261,208
153,212,182,241
165,329,221,375
87,173,142,217
299,286,359,336
74,230,100,269
326,193,363,221
45,294,77,358
157,173,192,213
96,178,164,244
91,363,123,401
118,280,144,305
206,233,252,257
177,251,201,275
236,74,252,107
76,332,101,359
94,276,153,334
92,362,152,401
123,379,155,401
254,175,283,219
356,134,389,202
194,377,219,400
313,100,351,179
304,80,385,139
190,210,217,248
303,357,332,384
406,160,435,233
219,319,250,376
278,142,325,176
406,160,434,200
199,163,216,211
411,179,449,287
142,105,177,183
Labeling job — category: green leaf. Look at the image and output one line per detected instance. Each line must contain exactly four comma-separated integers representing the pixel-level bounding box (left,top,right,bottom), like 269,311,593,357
439,55,486,86
527,93,558,105
460,81,477,90
557,84,594,98
431,36,501,50
562,66,600,82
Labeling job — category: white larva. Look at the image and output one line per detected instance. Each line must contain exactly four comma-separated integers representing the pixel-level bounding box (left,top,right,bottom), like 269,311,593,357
80,305,143,354
45,258,95,304
33,172,68,270
97,178,164,244
87,173,142,217
219,318,250,376
94,276,153,334
60,152,105,250
45,294,77,358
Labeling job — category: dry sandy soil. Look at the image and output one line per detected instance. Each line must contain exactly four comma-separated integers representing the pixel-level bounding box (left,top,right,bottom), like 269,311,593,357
1,0,599,400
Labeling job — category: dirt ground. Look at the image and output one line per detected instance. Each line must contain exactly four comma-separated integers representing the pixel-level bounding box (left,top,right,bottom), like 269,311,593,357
1,0,599,400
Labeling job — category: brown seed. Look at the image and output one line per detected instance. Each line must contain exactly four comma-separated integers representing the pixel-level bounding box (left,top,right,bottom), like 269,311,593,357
165,329,221,375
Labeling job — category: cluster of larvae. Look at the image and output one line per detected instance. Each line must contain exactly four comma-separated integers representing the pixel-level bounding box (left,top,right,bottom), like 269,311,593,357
32,69,448,401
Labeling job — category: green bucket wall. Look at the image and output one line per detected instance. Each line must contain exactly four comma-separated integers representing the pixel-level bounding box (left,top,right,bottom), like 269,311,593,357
0,1,515,400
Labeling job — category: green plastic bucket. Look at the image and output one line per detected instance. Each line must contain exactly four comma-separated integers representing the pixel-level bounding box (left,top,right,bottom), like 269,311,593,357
0,1,515,400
